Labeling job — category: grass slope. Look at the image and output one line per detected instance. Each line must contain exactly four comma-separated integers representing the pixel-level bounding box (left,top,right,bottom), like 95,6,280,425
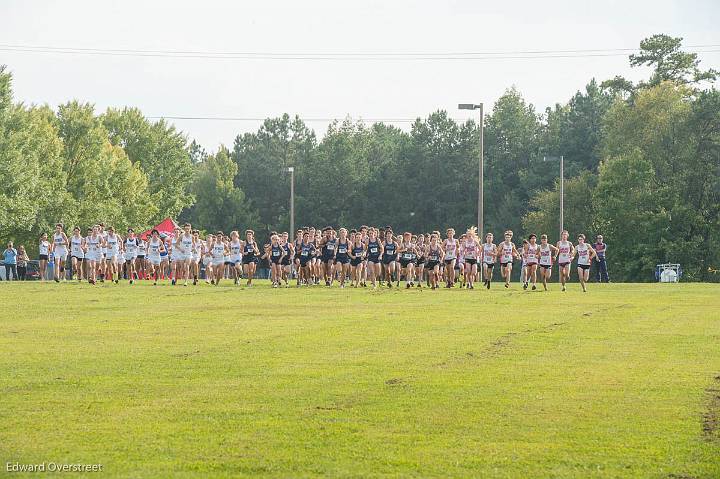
1,281,719,478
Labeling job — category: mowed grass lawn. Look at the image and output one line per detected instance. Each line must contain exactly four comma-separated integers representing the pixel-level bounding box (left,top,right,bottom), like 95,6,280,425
1,281,719,478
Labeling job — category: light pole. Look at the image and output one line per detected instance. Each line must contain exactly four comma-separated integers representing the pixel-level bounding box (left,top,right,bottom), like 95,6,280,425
459,103,484,238
288,166,295,242
543,155,564,236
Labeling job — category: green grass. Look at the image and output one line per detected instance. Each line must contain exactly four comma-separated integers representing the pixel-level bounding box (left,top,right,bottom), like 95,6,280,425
1,281,719,478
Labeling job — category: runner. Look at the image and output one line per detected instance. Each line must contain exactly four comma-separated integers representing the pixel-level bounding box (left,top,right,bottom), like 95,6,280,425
105,226,122,284
51,223,69,282
555,230,575,292
159,234,170,281
267,234,286,288
481,233,498,289
538,234,558,291
280,232,294,287
335,228,351,288
85,225,103,285
190,230,202,285
382,230,398,288
136,235,147,280
202,235,213,284
575,234,596,292
298,231,315,286
424,233,444,290
177,223,194,286
69,227,85,282
366,229,382,288
124,228,139,284
211,233,227,286
229,231,243,285
520,239,529,288
349,231,366,288
242,230,258,286
414,233,425,288
147,229,165,286
398,232,417,289
461,227,480,289
443,228,458,288
38,233,50,281
524,234,540,291
499,231,519,288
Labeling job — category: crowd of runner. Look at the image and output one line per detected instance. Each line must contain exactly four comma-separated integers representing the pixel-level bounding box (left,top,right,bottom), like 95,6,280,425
37,222,605,292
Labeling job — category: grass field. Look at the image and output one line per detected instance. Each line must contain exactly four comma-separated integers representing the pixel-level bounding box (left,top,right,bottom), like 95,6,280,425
1,281,719,478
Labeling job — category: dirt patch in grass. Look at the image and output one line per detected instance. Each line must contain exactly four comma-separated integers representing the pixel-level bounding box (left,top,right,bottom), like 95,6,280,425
385,378,404,386
315,405,343,411
171,349,200,359
434,322,569,367
702,375,720,441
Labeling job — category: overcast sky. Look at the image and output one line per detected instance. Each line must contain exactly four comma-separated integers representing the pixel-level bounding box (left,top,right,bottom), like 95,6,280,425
2,0,719,150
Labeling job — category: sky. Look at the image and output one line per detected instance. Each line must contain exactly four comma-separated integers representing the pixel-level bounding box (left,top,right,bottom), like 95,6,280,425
2,0,719,150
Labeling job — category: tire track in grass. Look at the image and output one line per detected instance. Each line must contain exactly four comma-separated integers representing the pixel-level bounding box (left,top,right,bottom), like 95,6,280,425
703,374,720,442
433,321,568,368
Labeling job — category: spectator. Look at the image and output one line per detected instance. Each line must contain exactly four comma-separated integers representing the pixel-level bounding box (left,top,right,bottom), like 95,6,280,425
594,234,609,283
17,245,29,280
3,241,18,280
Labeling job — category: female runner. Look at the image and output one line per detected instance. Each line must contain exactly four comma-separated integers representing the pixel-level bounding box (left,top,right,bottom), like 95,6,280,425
499,231,519,288
124,228,139,284
190,229,202,285
298,231,315,286
229,231,243,285
555,230,575,292
242,230,258,286
381,230,398,288
481,232,497,289
335,228,351,288
349,231,366,288
280,232,294,287
85,225,103,285
443,228,458,288
38,233,50,281
105,226,122,284
211,233,228,285
424,233,445,290
159,235,170,281
414,234,425,288
294,229,304,286
575,234,596,292
461,227,480,289
136,234,147,280
176,223,194,286
524,234,540,291
538,234,558,291
268,234,286,288
398,232,417,289
51,223,69,282
147,229,165,285
366,229,382,288
69,227,85,282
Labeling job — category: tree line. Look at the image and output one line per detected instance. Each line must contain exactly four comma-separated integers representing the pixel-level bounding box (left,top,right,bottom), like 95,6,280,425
1,34,718,281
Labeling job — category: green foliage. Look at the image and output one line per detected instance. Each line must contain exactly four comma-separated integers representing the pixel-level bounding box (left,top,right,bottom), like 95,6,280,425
183,146,259,233
103,107,194,221
522,170,598,240
630,34,718,87
2,33,719,280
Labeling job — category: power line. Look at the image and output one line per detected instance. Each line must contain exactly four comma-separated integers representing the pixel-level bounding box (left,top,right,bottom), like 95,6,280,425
2,43,720,61
146,116,468,123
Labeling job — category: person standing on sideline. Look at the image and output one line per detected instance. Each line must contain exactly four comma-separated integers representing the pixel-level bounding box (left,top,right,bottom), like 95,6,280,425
16,245,29,280
3,242,18,280
594,234,609,283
